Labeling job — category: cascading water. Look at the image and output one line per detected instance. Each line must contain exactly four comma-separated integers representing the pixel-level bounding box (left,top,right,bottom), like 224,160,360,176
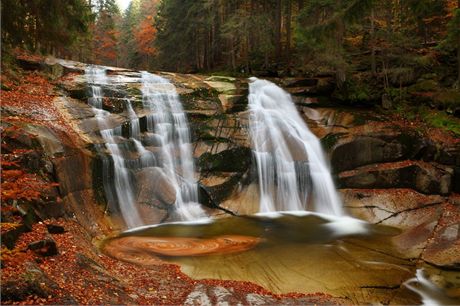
140,72,205,221
84,67,205,226
85,67,143,228
248,78,343,216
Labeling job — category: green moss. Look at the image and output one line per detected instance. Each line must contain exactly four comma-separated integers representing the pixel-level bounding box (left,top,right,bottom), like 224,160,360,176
433,90,460,110
408,79,438,93
385,87,409,104
394,104,418,121
424,112,460,136
393,104,460,136
126,86,142,97
191,87,219,98
388,67,416,86
333,78,380,105
206,76,236,82
412,55,436,69
321,133,346,150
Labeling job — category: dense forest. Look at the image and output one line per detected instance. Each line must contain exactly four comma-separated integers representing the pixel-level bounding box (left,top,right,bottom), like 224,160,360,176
2,1,459,78
2,0,460,114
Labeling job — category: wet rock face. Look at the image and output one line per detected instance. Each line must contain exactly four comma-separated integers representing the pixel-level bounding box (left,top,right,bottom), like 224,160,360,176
198,147,252,173
338,161,453,195
331,136,404,173
27,56,459,231
135,167,176,207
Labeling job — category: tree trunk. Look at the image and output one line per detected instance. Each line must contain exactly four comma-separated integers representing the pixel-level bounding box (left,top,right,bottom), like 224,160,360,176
286,0,292,69
275,0,282,59
335,0,346,87
458,0,460,87
370,7,376,75
298,0,305,11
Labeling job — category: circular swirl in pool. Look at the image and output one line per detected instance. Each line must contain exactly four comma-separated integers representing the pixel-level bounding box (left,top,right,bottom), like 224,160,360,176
104,235,261,264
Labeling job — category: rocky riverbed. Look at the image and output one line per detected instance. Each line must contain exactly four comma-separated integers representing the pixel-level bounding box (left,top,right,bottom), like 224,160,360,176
1,55,459,304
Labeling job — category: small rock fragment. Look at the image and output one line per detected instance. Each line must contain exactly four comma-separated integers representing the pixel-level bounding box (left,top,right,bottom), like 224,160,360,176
28,238,59,256
46,224,66,234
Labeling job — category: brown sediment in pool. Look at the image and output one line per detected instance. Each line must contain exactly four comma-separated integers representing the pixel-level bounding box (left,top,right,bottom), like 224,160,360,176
104,235,262,264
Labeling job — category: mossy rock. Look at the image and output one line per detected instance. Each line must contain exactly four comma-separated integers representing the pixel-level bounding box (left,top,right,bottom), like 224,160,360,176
125,85,142,98
433,90,460,110
332,78,380,105
206,76,237,83
408,79,438,93
42,63,64,80
321,133,346,151
387,67,417,87
198,147,252,173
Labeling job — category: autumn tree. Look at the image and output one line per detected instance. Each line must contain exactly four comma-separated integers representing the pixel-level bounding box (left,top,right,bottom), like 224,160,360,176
92,0,121,66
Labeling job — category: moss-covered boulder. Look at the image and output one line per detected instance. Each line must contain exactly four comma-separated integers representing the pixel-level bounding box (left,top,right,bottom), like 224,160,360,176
433,90,460,113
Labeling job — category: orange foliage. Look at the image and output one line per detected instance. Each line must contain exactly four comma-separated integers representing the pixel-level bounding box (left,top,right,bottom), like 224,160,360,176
135,17,157,56
94,29,120,63
1,126,59,205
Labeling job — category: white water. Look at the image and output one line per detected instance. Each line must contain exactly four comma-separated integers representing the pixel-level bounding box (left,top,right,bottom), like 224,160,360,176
85,67,143,228
140,72,205,221
85,68,206,225
404,269,457,305
248,78,343,216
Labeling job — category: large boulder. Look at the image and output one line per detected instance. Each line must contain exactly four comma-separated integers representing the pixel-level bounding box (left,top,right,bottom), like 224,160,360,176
338,161,453,195
329,132,430,173
135,167,176,207
331,136,403,172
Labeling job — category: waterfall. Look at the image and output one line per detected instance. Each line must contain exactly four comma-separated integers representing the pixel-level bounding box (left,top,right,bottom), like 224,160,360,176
140,72,205,221
85,67,143,228
84,67,205,226
248,78,343,216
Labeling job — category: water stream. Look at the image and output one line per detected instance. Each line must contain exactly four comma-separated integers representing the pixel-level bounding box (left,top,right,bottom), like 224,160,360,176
84,67,204,227
86,67,143,228
248,78,342,215
140,72,205,221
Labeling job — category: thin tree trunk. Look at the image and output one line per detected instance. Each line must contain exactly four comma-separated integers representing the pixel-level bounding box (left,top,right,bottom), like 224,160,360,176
286,0,292,69
298,0,305,11
458,0,460,87
370,7,376,75
335,0,346,87
275,0,282,59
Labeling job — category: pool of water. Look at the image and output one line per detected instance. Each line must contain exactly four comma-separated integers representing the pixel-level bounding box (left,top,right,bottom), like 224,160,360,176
102,212,457,304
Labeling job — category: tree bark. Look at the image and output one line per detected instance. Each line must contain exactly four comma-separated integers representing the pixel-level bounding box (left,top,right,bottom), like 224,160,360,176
458,0,460,87
286,0,292,69
275,0,282,59
370,7,376,75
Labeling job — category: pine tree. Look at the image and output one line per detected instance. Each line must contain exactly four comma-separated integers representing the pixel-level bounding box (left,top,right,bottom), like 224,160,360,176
1,0,93,57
